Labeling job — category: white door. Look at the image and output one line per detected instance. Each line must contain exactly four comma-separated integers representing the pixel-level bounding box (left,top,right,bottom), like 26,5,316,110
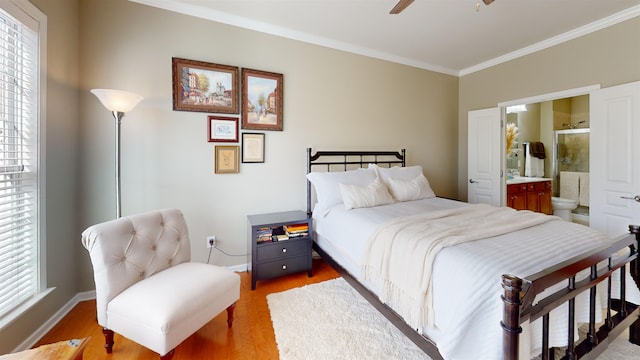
590,81,640,238
468,108,502,206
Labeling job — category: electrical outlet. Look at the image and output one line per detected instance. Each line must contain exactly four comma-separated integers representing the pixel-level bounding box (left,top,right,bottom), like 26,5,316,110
207,235,216,248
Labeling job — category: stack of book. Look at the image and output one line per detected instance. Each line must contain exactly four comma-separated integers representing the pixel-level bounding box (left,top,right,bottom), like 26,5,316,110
256,227,273,243
283,223,309,239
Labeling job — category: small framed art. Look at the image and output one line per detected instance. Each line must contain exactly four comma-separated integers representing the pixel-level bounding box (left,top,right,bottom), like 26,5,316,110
242,132,265,163
208,116,238,142
241,68,283,131
172,57,239,114
215,145,239,174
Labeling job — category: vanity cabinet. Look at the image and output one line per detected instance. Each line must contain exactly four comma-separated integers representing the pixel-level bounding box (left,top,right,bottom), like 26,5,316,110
507,180,552,215
506,183,527,211
526,181,552,215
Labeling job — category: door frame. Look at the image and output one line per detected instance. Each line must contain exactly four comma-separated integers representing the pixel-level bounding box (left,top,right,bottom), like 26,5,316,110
495,84,601,206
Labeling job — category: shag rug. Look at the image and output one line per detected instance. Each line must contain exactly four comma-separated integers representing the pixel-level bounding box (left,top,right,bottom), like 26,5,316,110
267,277,430,360
267,278,638,360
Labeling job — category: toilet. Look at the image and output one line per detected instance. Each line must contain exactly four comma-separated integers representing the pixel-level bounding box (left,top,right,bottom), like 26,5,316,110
551,197,578,221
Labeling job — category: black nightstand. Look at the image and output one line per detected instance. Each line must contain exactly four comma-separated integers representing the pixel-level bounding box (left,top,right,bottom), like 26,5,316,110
247,210,313,290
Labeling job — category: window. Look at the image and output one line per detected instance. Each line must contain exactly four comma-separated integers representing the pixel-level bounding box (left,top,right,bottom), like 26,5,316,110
0,0,44,323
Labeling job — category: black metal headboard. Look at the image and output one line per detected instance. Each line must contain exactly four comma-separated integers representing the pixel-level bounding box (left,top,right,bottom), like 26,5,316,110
306,148,406,215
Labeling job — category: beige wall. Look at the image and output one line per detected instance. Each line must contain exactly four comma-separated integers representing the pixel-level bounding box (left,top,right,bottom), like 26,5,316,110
6,0,637,354
458,16,640,200
77,0,459,286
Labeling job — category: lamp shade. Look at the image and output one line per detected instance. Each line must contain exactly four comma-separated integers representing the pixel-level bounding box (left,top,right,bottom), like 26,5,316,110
90,88,143,113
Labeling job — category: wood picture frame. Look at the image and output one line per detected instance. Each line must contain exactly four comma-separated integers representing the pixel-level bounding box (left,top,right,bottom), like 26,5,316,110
241,68,283,131
208,116,238,142
214,145,239,173
172,57,239,114
241,132,265,163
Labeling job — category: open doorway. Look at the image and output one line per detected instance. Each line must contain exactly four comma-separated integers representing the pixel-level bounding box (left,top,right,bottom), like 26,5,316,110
500,86,598,225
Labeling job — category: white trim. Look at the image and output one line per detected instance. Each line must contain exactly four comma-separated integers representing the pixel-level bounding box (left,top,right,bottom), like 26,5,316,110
498,85,601,108
131,1,640,77
459,5,640,76
12,262,245,352
0,287,54,332
11,290,94,352
130,0,460,76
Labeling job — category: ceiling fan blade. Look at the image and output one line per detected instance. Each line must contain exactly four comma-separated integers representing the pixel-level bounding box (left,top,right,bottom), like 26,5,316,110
389,0,415,14
483,0,495,4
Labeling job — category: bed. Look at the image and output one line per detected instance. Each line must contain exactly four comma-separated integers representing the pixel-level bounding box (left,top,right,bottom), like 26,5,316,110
305,148,640,360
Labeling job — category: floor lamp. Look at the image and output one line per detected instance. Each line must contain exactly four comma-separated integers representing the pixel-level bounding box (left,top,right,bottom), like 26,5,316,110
90,89,143,218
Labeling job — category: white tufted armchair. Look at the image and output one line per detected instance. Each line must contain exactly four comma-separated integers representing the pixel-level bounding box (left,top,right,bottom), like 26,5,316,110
81,208,240,359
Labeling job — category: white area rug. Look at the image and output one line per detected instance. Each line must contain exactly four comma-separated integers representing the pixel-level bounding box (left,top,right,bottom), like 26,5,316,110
267,277,639,360
267,277,430,360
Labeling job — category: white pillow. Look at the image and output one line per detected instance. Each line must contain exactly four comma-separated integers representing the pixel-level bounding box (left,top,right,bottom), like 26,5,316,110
306,167,377,213
387,173,436,201
369,163,424,182
339,177,394,210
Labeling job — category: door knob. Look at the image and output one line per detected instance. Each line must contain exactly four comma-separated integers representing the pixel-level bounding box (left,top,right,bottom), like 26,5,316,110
620,195,640,202
469,179,478,184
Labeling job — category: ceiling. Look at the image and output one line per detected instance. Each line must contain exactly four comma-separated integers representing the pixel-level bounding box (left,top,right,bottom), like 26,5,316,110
133,0,640,76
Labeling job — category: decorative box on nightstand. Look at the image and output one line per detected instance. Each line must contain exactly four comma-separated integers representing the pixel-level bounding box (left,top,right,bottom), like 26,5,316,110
247,210,313,290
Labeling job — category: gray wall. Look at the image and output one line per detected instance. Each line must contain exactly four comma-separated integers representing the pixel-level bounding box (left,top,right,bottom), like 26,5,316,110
458,16,640,200
0,0,81,354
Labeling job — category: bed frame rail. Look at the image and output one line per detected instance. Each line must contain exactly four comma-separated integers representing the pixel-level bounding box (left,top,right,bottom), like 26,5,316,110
502,225,640,360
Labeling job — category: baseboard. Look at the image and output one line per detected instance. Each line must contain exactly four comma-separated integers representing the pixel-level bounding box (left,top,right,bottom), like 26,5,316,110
13,264,247,352
12,290,96,353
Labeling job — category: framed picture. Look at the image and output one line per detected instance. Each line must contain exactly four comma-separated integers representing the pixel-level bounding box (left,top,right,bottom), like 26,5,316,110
242,133,265,163
241,68,283,131
208,116,238,142
172,57,239,114
214,145,239,174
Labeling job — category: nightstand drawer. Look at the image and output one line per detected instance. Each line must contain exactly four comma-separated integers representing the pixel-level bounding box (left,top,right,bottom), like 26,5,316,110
257,239,309,262
256,256,309,279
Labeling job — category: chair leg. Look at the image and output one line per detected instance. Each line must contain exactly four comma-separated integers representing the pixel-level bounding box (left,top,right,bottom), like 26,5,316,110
102,328,114,353
160,349,175,360
226,303,236,328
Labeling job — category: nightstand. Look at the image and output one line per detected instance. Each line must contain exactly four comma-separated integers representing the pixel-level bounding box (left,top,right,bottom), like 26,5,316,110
247,210,313,290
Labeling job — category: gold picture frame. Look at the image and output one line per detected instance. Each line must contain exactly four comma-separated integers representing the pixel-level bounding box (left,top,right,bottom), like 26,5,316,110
214,145,239,173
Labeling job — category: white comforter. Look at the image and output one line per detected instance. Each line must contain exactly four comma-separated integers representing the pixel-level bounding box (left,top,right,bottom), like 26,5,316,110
312,198,639,360
362,204,556,331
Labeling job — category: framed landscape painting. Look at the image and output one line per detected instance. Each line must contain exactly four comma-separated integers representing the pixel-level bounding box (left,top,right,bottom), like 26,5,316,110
241,68,283,131
172,57,239,114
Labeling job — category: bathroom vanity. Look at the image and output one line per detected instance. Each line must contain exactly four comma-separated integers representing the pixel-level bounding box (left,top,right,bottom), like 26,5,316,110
506,177,552,215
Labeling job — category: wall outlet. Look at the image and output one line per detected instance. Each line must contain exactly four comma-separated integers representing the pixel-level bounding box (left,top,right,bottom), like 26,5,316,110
207,235,216,248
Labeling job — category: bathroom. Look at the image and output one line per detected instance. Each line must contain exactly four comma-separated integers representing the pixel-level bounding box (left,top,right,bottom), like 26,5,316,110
505,95,590,225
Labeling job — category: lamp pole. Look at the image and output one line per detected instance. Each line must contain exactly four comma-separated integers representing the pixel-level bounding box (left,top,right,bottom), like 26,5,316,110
113,111,125,218
90,89,143,219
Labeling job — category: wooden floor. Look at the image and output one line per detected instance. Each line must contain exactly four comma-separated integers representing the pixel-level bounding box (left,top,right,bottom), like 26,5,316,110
32,259,339,359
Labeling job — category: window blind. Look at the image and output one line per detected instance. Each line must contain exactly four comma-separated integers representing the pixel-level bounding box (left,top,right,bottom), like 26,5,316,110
0,5,38,320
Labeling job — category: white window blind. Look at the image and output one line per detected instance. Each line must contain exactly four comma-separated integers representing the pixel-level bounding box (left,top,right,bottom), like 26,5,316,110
0,4,39,320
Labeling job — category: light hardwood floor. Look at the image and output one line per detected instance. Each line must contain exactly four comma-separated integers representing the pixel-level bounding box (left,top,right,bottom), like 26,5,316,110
31,259,339,359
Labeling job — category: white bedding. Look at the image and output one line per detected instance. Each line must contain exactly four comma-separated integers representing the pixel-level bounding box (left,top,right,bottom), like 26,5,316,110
312,198,640,360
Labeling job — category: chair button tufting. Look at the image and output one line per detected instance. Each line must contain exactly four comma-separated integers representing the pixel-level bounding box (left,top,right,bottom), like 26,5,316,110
121,257,126,262
132,230,136,235
152,245,156,251
140,272,145,278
